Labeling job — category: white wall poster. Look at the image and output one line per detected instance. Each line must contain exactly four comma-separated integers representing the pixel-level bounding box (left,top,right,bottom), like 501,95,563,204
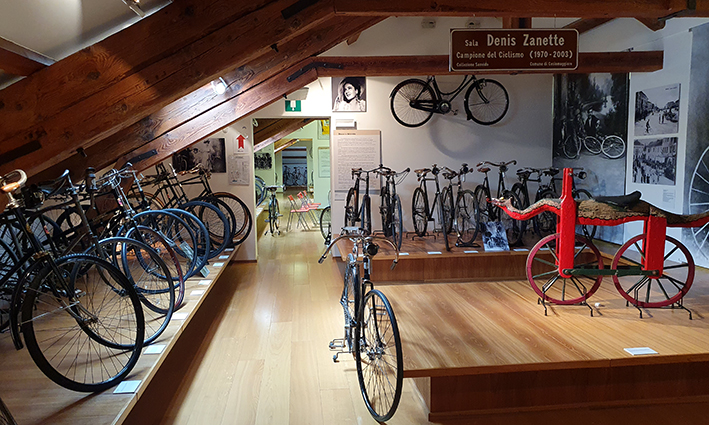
332,130,381,201
228,154,250,185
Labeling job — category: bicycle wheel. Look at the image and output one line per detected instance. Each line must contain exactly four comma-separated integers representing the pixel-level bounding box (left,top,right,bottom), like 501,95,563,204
583,136,602,155
197,195,238,247
212,192,252,246
601,135,626,159
0,238,19,333
573,189,597,241
319,206,331,240
442,186,454,234
181,200,230,258
455,189,479,245
163,208,210,279
510,183,529,237
342,258,360,352
611,234,694,308
0,395,16,425
345,187,358,227
391,195,403,250
474,185,492,231
379,186,391,237
355,289,403,422
269,198,280,235
464,78,509,125
526,233,603,305
411,187,428,237
689,146,709,260
92,236,175,345
361,195,372,235
500,190,522,246
390,79,436,127
562,134,580,159
21,254,144,392
535,188,558,237
124,225,186,310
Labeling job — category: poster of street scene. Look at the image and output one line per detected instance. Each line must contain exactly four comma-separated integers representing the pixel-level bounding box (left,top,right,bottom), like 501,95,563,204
172,138,227,173
634,83,680,136
632,137,678,185
552,73,629,244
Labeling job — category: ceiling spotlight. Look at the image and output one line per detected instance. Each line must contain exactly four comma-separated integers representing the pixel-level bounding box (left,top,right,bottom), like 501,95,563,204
122,0,145,17
210,77,227,95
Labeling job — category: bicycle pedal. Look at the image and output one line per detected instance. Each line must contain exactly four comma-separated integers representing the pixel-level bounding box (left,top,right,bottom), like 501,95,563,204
329,338,346,350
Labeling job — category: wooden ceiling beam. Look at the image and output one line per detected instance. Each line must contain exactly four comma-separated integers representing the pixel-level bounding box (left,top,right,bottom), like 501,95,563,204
564,18,613,34
311,51,664,76
637,17,667,31
254,119,315,152
0,0,335,178
332,0,691,18
113,64,319,172
30,16,382,184
0,37,54,76
502,18,531,29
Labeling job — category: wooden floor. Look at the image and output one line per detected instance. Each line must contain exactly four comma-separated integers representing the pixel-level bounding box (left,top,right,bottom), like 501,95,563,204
6,224,709,424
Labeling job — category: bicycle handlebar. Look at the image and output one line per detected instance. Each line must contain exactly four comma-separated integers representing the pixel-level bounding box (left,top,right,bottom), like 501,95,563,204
477,160,517,168
319,228,399,268
0,169,27,194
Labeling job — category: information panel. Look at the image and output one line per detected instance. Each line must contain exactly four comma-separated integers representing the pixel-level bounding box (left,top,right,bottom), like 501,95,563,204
450,29,578,72
332,130,381,202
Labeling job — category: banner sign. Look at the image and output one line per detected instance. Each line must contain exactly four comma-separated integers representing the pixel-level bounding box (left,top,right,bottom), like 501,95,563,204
450,29,578,72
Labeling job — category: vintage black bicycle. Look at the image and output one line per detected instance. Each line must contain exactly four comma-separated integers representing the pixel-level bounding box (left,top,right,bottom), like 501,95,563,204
319,227,403,422
412,164,451,251
390,75,509,128
345,168,374,235
474,160,523,246
374,165,409,250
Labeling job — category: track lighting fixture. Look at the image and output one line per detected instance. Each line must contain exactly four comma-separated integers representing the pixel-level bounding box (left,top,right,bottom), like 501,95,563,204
210,77,228,95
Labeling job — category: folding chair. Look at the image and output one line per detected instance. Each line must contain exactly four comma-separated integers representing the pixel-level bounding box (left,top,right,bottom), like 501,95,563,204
287,195,310,231
298,191,320,226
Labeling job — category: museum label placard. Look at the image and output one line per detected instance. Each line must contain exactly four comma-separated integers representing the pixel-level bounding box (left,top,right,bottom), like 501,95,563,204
450,29,578,72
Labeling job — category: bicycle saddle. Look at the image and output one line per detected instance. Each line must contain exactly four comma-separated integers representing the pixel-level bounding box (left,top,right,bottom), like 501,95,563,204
543,167,560,176
477,166,490,173
35,169,72,197
414,168,431,175
593,190,642,208
517,169,532,179
442,171,457,180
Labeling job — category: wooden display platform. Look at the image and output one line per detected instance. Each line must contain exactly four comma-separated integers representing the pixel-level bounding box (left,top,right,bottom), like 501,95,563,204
385,275,709,421
334,231,537,282
0,247,239,425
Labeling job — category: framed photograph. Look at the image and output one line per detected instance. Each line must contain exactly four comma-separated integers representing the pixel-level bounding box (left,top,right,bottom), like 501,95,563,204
634,83,680,136
173,138,226,173
632,137,678,185
318,119,330,139
332,76,366,112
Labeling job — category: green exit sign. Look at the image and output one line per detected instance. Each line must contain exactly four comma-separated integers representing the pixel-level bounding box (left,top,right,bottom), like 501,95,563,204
285,100,301,112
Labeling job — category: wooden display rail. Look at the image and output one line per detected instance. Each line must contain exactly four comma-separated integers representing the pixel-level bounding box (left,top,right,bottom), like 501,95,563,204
0,247,240,425
334,232,537,282
383,276,709,421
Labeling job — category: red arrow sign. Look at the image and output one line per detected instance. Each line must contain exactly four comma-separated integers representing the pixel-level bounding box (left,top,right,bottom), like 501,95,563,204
237,135,246,150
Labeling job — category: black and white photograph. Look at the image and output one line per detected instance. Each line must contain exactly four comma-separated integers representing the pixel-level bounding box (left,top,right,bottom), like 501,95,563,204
254,152,272,170
482,221,509,252
634,83,681,136
332,76,366,112
172,137,226,173
632,137,678,185
552,73,629,244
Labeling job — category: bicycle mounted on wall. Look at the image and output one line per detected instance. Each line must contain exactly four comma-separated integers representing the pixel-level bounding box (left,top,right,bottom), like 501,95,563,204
389,75,509,128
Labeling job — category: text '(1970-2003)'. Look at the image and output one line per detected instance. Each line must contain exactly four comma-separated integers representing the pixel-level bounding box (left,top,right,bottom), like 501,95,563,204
450,29,579,72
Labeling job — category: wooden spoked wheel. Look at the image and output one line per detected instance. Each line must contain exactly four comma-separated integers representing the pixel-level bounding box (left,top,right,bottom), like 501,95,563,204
526,233,604,305
611,234,694,308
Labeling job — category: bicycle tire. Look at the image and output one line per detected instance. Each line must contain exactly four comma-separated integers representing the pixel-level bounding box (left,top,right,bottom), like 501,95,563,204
355,289,403,422
90,236,175,345
510,182,529,236
601,135,626,159
391,195,403,250
473,185,492,231
455,189,479,245
573,189,597,241
535,188,558,237
361,195,372,235
345,187,358,227
181,200,230,258
380,186,391,237
343,258,359,352
269,198,280,235
123,225,186,310
390,79,436,127
21,254,144,392
500,190,523,246
583,135,602,155
196,195,238,248
163,208,210,279
442,186,455,234
212,192,252,246
464,78,509,125
412,187,428,237
319,206,331,240
0,238,19,333
562,134,580,159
